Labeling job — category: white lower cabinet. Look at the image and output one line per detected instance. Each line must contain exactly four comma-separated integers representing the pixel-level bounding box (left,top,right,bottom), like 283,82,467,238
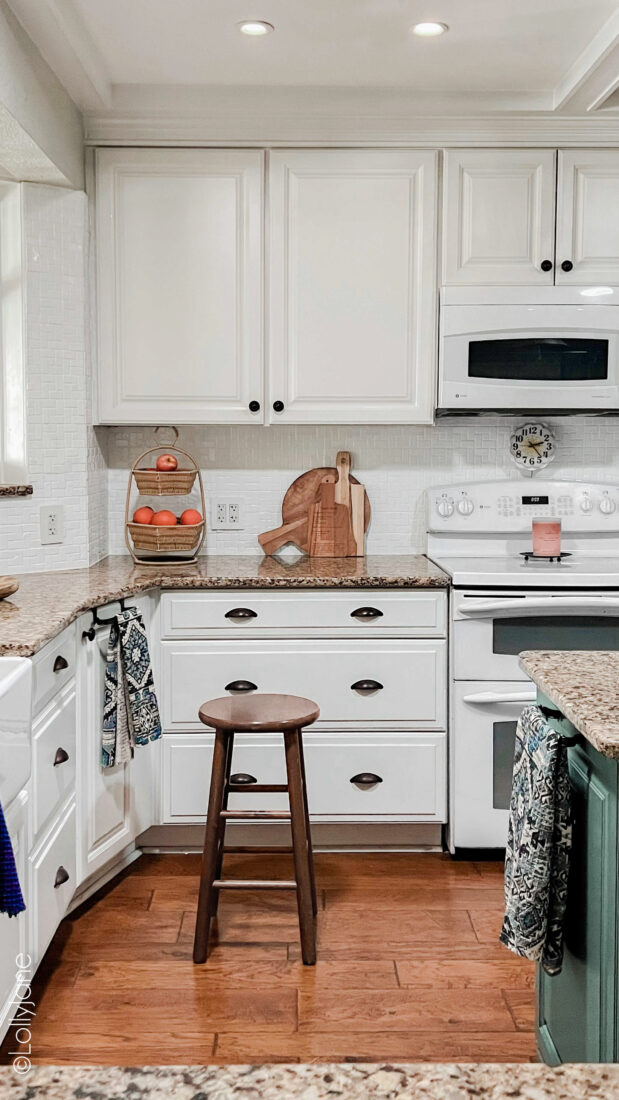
28,798,76,968
0,789,29,1046
162,731,446,824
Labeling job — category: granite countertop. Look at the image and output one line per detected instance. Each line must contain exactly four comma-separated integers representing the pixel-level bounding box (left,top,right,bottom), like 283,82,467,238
520,650,619,759
0,554,449,657
1,1063,618,1100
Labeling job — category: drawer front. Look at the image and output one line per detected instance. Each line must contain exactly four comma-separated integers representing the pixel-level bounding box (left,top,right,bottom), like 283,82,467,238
162,731,446,823
32,626,76,714
32,687,76,839
160,639,447,731
160,589,446,638
29,799,76,965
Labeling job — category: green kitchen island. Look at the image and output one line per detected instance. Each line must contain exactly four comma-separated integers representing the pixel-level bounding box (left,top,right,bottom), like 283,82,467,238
519,650,619,1065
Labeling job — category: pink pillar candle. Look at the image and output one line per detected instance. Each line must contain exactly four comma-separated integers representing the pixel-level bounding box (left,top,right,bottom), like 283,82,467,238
532,519,562,557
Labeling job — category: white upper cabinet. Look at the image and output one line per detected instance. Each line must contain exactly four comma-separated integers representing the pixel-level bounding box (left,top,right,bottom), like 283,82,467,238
268,149,438,424
442,149,557,285
556,150,619,285
95,148,264,424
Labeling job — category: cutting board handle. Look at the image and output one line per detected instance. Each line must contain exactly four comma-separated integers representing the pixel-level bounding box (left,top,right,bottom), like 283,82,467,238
335,451,351,507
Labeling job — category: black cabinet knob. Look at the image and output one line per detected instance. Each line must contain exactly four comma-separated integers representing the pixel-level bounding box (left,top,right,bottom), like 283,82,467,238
53,655,69,673
351,679,383,693
249,400,260,413
272,400,284,413
54,866,70,889
225,607,258,620
350,607,384,620
540,259,553,272
561,260,574,272
53,747,70,767
225,679,258,693
350,772,383,787
230,773,258,785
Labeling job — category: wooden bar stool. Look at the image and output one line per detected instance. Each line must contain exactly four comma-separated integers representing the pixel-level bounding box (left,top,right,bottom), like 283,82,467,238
193,693,320,966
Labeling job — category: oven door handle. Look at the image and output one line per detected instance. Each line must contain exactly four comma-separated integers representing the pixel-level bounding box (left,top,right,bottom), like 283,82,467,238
462,690,537,705
458,597,619,619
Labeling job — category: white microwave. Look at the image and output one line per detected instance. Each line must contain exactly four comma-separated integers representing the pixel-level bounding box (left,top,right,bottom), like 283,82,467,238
438,286,619,413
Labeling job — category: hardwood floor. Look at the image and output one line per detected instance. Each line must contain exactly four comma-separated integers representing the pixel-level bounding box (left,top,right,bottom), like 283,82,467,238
0,852,537,1065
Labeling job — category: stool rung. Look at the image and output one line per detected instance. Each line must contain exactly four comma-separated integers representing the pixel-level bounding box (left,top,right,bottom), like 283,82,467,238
220,809,291,821
213,879,297,890
224,846,294,854
227,783,289,794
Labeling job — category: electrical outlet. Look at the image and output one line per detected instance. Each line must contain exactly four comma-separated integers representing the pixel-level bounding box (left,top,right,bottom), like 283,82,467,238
211,500,244,530
40,505,64,545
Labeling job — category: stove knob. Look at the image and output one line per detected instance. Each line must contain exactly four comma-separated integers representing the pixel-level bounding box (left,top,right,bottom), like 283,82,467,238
580,497,593,513
457,498,475,516
436,499,455,518
599,497,617,514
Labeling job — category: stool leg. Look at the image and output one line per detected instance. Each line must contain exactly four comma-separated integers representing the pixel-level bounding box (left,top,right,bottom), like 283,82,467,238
284,730,316,966
210,731,234,917
297,732,317,917
193,728,229,964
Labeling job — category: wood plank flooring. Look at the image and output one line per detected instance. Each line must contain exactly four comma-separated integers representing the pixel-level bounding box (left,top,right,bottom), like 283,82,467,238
0,852,537,1065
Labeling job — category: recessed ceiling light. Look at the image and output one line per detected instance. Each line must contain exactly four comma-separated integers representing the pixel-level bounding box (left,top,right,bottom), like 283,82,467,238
411,21,449,37
238,20,274,36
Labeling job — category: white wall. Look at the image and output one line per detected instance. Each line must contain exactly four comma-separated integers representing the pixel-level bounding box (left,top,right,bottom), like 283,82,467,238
106,417,619,557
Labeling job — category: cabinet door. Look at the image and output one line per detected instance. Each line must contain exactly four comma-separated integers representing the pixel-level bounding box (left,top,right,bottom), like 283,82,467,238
442,149,556,285
269,149,438,423
95,148,264,424
557,150,619,284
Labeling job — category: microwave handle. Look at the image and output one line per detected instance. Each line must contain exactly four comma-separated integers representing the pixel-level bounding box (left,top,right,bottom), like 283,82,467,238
459,597,619,618
462,690,537,705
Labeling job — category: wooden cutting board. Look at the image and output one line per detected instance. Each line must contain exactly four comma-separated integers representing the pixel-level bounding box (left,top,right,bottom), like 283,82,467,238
0,576,19,600
258,453,370,557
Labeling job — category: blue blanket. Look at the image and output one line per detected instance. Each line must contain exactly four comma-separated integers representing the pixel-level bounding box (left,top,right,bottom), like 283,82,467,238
500,704,572,975
0,801,25,918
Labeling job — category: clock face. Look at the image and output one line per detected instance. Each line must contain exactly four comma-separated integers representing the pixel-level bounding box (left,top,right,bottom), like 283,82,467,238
510,422,556,471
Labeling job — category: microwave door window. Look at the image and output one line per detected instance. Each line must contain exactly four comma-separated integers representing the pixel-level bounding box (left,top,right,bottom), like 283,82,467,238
468,338,608,381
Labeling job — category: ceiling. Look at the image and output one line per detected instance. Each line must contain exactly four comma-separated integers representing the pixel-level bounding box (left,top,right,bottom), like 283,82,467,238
6,0,619,124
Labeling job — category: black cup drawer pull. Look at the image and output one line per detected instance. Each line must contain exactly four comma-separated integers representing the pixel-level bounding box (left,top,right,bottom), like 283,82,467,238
225,608,258,620
351,679,384,693
53,747,70,767
53,655,69,673
350,607,384,620
225,680,258,693
350,772,383,787
54,865,70,889
230,773,258,785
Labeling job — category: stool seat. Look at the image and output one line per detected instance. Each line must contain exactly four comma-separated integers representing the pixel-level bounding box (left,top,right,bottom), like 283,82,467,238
198,693,320,732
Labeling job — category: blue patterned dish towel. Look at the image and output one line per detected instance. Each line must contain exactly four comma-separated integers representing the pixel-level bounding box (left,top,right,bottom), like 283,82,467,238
500,703,572,975
0,801,25,918
101,607,162,768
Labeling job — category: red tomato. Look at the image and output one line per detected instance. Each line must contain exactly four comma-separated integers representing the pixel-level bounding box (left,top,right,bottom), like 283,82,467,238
180,509,203,525
156,454,178,471
151,510,177,526
132,506,155,525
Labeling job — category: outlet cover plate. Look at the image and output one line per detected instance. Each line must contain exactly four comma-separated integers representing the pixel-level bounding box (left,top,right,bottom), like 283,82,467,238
40,505,64,544
211,500,244,531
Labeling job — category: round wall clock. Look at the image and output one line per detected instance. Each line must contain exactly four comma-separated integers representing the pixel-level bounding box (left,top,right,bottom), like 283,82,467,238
510,422,556,472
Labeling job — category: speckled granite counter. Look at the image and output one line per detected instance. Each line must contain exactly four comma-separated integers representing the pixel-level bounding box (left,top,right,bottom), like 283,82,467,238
520,650,619,759
0,554,449,657
1,1064,618,1099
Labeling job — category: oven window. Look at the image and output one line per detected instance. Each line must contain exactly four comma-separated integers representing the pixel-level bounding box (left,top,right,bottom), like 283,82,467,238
493,615,619,655
468,338,608,381
493,721,517,810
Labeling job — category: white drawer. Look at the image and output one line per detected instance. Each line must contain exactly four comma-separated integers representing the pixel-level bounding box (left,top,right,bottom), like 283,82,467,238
162,731,446,823
160,639,447,731
29,799,76,966
32,687,76,839
32,626,76,714
160,589,446,638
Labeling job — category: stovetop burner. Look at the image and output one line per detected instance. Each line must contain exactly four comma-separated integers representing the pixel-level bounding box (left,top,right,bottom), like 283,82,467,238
519,551,573,564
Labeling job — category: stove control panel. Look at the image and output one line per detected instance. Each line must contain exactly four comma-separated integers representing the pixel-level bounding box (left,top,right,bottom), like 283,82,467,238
427,480,619,533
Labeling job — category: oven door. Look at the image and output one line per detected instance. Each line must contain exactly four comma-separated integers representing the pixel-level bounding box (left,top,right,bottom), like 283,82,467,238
454,592,619,681
439,303,619,411
452,680,536,849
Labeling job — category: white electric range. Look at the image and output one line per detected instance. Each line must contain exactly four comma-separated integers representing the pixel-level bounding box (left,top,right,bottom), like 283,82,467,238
426,479,619,853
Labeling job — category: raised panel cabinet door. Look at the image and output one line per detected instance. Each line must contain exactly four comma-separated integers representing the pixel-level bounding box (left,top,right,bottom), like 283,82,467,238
268,149,438,423
557,150,619,284
442,149,556,285
95,148,264,423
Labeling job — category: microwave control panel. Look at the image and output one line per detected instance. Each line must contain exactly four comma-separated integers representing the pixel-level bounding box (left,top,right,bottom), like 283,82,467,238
427,480,619,533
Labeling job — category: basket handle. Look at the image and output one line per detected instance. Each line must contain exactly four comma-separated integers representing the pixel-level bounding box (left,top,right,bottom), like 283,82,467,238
154,425,179,447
